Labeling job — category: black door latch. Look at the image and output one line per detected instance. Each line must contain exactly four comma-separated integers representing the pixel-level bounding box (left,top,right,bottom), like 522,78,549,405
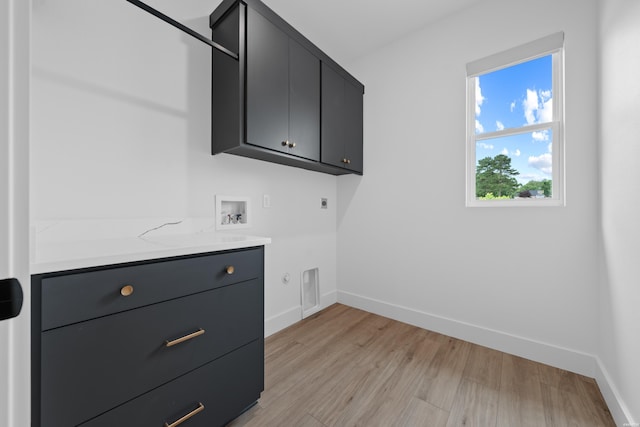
0,278,23,321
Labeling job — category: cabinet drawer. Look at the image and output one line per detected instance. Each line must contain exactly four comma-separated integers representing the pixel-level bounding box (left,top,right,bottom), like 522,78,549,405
41,247,263,330
40,279,263,427
80,339,263,427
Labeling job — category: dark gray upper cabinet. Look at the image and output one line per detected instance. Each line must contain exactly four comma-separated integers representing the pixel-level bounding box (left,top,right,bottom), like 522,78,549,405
321,63,364,174
246,9,319,161
210,0,364,176
288,40,321,161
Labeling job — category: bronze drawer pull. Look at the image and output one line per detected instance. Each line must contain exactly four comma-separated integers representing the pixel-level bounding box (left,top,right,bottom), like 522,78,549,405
226,265,235,275
120,285,134,296
165,328,205,348
164,402,205,427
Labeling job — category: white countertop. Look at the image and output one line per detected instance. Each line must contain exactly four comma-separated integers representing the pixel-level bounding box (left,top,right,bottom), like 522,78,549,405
31,219,271,274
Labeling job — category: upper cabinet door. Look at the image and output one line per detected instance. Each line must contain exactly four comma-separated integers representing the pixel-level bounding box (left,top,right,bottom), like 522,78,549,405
246,8,289,152
246,9,320,161
321,63,363,174
320,63,344,169
288,39,320,161
343,79,363,173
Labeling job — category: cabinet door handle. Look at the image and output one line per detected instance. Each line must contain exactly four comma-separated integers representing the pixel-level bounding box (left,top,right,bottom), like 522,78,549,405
165,328,205,347
288,141,296,148
282,140,289,147
120,285,134,296
164,402,205,427
226,265,235,275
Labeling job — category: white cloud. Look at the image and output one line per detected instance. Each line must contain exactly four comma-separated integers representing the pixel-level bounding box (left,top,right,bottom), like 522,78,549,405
496,121,505,131
501,148,521,157
532,130,550,141
475,119,484,134
548,142,553,153
522,88,553,125
477,142,494,150
529,153,552,174
523,89,539,124
475,79,485,116
539,97,553,123
510,101,516,112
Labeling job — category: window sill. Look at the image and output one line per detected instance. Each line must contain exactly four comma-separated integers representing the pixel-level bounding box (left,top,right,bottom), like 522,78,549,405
466,198,565,208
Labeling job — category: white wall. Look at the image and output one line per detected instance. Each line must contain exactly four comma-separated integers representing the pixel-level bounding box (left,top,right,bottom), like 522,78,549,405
598,0,640,423
339,0,600,375
30,0,337,334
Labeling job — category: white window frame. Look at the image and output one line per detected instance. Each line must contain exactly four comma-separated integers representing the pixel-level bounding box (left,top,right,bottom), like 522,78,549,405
466,32,565,207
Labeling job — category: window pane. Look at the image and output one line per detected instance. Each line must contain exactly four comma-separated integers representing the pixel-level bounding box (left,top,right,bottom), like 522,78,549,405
475,55,552,135
476,129,553,199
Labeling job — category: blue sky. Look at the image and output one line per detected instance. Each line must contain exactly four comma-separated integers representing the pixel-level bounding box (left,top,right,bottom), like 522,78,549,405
475,55,553,184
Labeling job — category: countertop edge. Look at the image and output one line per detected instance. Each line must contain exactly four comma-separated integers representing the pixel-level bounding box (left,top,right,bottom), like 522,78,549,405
31,236,272,275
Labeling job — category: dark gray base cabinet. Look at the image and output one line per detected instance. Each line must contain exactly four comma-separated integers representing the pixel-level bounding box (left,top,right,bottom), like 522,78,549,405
31,246,265,427
210,0,364,176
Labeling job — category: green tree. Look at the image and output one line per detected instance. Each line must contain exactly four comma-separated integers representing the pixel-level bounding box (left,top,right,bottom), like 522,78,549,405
541,179,552,197
476,154,520,198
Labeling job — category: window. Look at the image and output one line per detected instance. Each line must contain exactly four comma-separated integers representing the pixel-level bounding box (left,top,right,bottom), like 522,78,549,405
466,32,564,207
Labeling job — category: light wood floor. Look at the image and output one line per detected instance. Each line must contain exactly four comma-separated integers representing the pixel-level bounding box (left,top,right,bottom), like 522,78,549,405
228,304,615,427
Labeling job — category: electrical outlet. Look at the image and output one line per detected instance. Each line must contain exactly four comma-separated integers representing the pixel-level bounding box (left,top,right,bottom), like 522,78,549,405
321,198,328,209
263,194,271,208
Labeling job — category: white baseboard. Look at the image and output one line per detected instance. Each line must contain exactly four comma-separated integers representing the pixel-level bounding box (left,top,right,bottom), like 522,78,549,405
264,290,338,337
264,305,300,338
337,290,596,377
594,357,636,426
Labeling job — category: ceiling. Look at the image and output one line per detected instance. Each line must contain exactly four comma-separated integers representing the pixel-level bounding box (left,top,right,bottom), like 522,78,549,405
145,0,483,64
261,0,482,64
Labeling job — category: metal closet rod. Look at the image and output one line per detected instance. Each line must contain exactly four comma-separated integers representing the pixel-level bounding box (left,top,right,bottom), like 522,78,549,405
126,0,239,60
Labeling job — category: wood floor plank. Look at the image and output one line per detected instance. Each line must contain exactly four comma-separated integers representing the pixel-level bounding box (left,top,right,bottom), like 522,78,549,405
225,304,616,427
304,321,412,425
260,339,360,408
335,312,393,349
314,323,414,426
575,378,617,427
326,328,442,426
540,383,600,427
306,360,381,426
496,354,546,427
462,344,503,390
276,304,368,351
415,336,473,411
446,379,499,427
261,304,346,355
295,413,327,427
394,397,450,427
537,362,585,394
